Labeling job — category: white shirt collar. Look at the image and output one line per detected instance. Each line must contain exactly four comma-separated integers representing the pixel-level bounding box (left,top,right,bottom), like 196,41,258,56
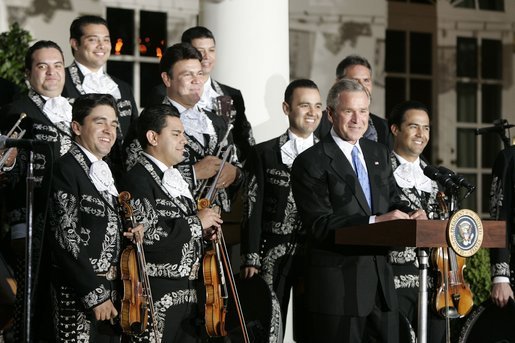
330,128,366,172
75,142,100,163
394,153,420,167
142,151,170,173
75,60,104,76
167,97,189,114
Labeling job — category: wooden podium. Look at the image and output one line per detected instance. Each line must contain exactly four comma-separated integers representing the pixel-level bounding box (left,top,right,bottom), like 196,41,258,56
334,219,506,343
335,219,506,248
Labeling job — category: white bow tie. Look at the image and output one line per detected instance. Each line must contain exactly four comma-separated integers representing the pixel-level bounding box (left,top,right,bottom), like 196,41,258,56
89,160,119,197
162,168,193,200
180,108,215,146
280,137,313,167
43,96,72,124
394,162,433,193
83,73,121,99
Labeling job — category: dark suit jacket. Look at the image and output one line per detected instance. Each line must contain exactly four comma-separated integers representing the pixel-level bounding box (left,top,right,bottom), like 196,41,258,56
291,136,407,317
48,144,123,309
489,147,515,284
120,155,203,278
315,110,392,150
241,132,316,265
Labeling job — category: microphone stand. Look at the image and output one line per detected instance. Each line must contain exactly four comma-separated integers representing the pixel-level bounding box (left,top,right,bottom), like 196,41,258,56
23,151,35,343
417,247,430,343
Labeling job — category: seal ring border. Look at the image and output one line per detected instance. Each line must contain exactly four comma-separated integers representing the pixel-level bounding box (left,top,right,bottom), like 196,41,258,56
447,209,483,257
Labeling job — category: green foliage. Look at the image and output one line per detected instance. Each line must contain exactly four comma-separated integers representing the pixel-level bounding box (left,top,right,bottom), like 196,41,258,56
465,248,492,304
0,22,32,90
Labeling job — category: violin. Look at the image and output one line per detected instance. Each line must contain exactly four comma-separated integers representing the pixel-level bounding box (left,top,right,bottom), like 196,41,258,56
432,192,474,319
198,146,250,343
118,191,160,341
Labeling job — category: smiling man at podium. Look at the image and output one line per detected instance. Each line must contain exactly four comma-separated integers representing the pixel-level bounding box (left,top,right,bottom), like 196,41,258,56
291,80,426,343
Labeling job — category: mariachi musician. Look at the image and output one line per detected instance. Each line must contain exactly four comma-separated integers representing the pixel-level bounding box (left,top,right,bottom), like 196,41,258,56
120,104,221,342
156,42,243,211
387,101,445,342
0,40,74,342
47,94,143,341
241,79,323,342
490,144,515,306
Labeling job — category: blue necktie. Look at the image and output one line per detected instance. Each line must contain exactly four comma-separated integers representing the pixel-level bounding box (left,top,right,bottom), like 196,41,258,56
352,146,372,209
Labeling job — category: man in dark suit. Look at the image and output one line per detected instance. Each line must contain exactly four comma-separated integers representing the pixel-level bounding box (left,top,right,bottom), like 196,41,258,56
291,79,426,342
120,104,221,342
0,40,74,342
47,94,142,342
316,55,392,149
158,43,242,212
181,26,255,162
148,26,255,163
388,100,445,342
489,147,515,307
62,15,138,179
62,15,138,139
241,79,323,340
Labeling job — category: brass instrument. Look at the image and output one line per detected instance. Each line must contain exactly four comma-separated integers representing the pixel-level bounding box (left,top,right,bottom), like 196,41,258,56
0,113,27,169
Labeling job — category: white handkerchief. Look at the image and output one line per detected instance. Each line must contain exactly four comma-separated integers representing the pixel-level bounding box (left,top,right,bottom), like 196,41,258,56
394,162,433,193
162,168,193,200
43,96,72,124
83,73,122,99
180,108,216,146
89,160,119,197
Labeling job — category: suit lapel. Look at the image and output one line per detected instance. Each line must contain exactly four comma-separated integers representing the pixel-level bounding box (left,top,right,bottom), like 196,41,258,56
323,136,371,214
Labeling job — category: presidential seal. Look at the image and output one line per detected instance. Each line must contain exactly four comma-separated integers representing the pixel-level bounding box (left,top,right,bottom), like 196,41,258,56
447,209,483,257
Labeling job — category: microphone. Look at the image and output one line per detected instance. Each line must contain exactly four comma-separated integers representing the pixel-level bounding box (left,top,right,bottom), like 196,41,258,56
437,166,476,199
423,165,459,191
475,119,514,135
0,135,49,150
436,166,476,193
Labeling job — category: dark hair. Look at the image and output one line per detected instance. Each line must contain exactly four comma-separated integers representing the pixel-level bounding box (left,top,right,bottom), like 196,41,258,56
25,40,64,71
69,15,109,55
327,79,369,111
137,104,180,149
72,93,119,137
284,79,319,107
159,42,202,77
335,55,372,80
388,100,430,129
181,26,216,44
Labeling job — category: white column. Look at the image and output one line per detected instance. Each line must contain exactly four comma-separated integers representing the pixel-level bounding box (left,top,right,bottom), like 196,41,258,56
0,0,7,32
200,0,290,144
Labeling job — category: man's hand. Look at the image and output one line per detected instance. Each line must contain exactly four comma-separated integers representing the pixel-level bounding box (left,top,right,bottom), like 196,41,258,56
243,266,259,279
194,156,221,180
1,147,17,168
92,300,118,321
375,209,410,223
491,282,514,308
123,224,144,244
198,208,222,229
215,164,239,188
409,209,427,220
